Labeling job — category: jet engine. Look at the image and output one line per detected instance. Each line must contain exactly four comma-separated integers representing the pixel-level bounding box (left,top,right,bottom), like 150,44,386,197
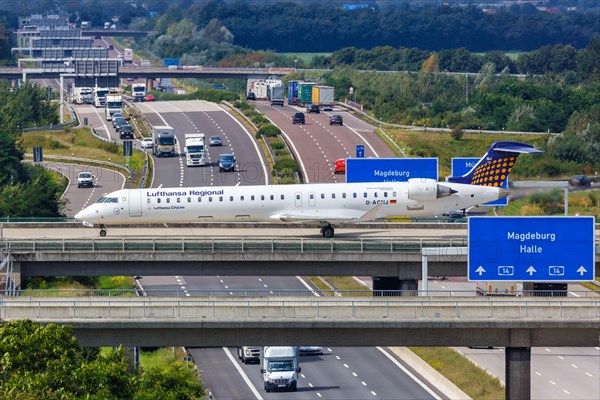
407,178,455,201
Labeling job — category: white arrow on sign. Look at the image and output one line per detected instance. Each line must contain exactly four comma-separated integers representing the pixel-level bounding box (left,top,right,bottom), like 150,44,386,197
526,266,537,276
577,266,588,276
475,266,486,276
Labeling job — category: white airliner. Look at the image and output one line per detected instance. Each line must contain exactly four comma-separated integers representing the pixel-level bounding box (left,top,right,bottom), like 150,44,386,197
75,142,541,237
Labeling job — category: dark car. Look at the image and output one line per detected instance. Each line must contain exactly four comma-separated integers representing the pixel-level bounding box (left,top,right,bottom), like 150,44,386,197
569,175,592,188
112,116,125,128
115,119,129,132
306,104,320,113
119,124,134,139
246,92,256,101
292,112,305,124
329,114,343,126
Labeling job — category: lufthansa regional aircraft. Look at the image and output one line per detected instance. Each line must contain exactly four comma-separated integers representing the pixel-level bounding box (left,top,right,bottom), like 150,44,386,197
75,142,541,237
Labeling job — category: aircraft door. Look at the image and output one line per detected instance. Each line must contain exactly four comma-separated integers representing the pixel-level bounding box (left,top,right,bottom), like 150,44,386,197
308,192,316,207
128,190,142,217
294,192,302,207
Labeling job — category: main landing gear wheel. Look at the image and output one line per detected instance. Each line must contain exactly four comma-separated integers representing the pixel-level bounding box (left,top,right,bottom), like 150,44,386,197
321,225,334,238
99,225,107,237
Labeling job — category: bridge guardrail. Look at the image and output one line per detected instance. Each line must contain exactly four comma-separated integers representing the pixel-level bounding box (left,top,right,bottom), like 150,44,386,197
1,298,599,320
0,237,468,254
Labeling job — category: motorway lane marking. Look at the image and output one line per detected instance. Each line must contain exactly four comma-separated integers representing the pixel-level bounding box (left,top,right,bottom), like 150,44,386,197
585,372,593,377
545,348,552,352
376,347,442,400
343,363,349,368
361,381,367,386
535,371,542,376
335,356,340,360
296,276,320,296
316,393,322,398
563,389,570,395
370,390,377,396
222,347,263,400
308,383,313,387
571,363,578,368
550,380,556,385
558,356,565,360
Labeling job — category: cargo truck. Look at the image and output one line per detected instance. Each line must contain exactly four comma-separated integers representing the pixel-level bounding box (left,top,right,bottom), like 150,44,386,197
184,133,206,166
260,346,300,392
287,80,301,105
71,86,93,104
476,281,518,296
238,346,260,364
123,48,133,63
268,84,284,106
312,85,335,111
93,87,110,108
297,82,316,107
152,125,177,157
105,94,123,120
131,83,146,102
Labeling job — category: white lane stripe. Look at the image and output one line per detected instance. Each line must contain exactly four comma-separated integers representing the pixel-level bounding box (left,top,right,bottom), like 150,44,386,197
222,347,263,400
376,347,442,400
296,276,320,297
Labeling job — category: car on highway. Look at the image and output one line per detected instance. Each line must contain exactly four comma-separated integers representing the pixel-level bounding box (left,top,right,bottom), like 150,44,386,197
292,112,305,124
141,137,154,148
298,346,323,355
306,104,320,113
209,135,222,146
114,118,129,131
334,159,346,174
569,175,592,188
329,114,343,126
119,124,134,139
77,172,94,188
218,153,236,172
144,94,155,102
246,92,256,101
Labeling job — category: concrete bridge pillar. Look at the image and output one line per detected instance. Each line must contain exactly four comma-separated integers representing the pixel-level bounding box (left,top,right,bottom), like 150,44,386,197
146,78,153,91
506,347,531,400
372,277,417,296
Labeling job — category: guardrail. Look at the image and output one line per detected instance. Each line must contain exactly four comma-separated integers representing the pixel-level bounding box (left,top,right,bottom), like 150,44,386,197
12,289,599,298
1,297,599,320
0,237,468,253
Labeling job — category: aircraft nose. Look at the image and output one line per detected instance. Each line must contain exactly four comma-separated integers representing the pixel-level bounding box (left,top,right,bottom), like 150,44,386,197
74,210,85,221
499,188,511,199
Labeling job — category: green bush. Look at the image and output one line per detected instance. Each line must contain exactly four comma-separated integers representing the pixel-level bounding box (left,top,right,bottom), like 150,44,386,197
270,138,285,149
274,157,299,173
257,124,281,137
279,176,297,184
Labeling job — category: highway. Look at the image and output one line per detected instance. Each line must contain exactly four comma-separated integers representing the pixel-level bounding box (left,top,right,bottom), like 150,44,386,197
122,101,440,399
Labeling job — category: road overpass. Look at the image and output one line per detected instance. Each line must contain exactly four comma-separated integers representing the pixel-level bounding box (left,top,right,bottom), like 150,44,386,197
0,66,296,81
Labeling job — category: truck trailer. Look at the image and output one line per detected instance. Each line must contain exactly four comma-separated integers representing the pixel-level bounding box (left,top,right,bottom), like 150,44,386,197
105,94,123,120
260,346,300,392
184,133,206,166
312,85,335,111
123,48,134,63
152,125,176,157
297,82,316,107
287,80,300,105
268,84,284,106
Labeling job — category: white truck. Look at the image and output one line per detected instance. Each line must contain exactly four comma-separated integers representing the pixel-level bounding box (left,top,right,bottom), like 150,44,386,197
123,48,133,63
268,84,284,106
71,86,93,104
93,87,110,108
238,346,260,364
105,94,123,120
131,83,146,102
476,281,518,296
184,133,206,166
152,125,177,157
260,346,300,392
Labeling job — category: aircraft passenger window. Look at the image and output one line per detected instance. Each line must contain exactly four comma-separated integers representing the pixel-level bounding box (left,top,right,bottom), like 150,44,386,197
219,196,223,202
230,196,234,201
393,191,397,196
251,195,255,201
342,193,346,198
296,194,300,200
177,198,181,203
209,197,213,202
353,193,357,198
363,192,367,198
157,198,161,204
240,196,244,201
187,197,191,203
147,199,151,204
280,194,284,200
166,198,170,204
197,197,202,203
384,192,388,197
331,193,335,199
310,194,314,199
321,193,325,199
270,195,274,200
374,192,378,198
261,195,265,201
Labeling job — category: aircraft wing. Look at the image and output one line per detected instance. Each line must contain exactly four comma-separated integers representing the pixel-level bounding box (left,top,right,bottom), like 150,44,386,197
274,205,383,224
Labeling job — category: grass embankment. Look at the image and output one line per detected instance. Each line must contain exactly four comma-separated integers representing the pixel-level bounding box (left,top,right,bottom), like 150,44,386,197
308,276,505,399
20,127,148,189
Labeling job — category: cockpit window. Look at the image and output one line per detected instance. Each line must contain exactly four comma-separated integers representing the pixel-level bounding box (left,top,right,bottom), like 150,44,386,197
96,196,119,203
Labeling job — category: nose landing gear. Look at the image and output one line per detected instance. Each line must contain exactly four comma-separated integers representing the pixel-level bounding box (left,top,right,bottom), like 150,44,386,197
99,225,107,237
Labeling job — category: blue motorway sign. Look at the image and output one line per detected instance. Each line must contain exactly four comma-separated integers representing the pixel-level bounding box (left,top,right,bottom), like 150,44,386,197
163,58,179,67
346,158,438,183
452,158,507,206
468,216,595,282
356,145,365,158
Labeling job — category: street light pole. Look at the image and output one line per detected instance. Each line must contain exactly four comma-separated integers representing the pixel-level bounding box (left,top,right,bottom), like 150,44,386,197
294,59,298,69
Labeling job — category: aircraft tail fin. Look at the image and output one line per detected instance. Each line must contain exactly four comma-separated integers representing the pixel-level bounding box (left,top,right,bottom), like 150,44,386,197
447,141,542,186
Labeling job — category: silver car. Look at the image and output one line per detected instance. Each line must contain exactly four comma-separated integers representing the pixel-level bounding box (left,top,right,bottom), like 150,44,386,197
209,135,222,146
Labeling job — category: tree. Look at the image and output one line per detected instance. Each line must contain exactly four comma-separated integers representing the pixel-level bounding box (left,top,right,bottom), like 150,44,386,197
134,363,203,400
